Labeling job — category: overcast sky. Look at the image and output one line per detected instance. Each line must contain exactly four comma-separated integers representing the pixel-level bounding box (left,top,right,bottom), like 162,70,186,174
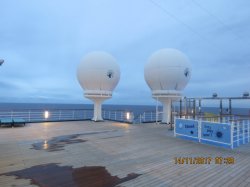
0,0,250,105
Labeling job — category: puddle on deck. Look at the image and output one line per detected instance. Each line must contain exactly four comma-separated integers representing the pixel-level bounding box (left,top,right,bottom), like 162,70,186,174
31,130,117,152
31,134,87,152
0,163,141,187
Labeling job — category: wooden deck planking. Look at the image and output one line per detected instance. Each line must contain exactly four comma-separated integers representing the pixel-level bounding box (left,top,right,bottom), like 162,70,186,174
0,121,250,187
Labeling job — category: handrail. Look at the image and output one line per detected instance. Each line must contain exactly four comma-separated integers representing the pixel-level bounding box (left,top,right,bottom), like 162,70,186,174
0,109,133,124
0,108,249,125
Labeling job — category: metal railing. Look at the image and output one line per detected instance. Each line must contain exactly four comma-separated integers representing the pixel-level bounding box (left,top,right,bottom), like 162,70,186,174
0,109,134,124
1,108,248,125
0,109,93,122
180,114,250,123
232,120,250,148
134,111,163,123
102,110,133,123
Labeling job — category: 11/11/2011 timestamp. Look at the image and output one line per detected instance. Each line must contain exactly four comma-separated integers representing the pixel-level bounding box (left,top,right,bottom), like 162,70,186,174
174,157,235,165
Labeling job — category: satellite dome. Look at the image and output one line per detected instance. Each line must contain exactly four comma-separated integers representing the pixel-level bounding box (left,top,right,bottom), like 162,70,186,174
77,51,120,121
144,48,191,95
77,51,120,94
144,48,192,124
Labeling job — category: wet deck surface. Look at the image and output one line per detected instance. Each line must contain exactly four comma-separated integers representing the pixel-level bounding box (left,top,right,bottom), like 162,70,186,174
0,121,250,187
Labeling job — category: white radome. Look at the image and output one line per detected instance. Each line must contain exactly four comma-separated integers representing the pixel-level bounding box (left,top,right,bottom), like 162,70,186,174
77,51,120,121
144,48,191,95
144,48,192,124
77,51,120,93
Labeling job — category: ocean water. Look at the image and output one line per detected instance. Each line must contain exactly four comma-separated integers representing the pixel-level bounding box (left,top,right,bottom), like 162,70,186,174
0,103,249,117
0,103,155,118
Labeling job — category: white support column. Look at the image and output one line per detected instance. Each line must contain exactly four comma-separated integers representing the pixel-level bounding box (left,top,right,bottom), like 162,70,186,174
85,94,111,122
159,98,171,124
92,98,105,121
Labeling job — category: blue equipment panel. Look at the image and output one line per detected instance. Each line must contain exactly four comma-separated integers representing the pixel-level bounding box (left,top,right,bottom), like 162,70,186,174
201,122,231,148
175,119,199,141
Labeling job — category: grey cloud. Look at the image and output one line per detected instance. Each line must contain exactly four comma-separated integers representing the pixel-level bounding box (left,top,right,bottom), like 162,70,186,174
0,0,250,104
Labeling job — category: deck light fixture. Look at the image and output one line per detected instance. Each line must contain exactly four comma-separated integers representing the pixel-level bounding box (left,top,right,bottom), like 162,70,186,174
126,112,130,120
44,111,49,119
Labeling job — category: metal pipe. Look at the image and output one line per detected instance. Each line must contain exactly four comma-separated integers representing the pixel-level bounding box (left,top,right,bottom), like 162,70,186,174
180,99,182,118
220,99,223,122
229,98,232,116
198,99,201,116
170,100,173,130
185,98,188,118
193,99,196,119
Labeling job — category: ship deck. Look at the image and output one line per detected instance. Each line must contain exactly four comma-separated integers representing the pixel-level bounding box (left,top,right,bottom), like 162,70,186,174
0,121,250,187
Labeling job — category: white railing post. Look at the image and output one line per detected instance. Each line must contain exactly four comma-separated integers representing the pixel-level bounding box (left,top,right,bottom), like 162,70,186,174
11,111,13,119
248,120,250,143
151,112,152,121
230,122,234,149
174,118,176,137
29,110,31,122
198,120,201,143
72,111,75,120
237,121,240,147
243,121,245,144
59,110,61,120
